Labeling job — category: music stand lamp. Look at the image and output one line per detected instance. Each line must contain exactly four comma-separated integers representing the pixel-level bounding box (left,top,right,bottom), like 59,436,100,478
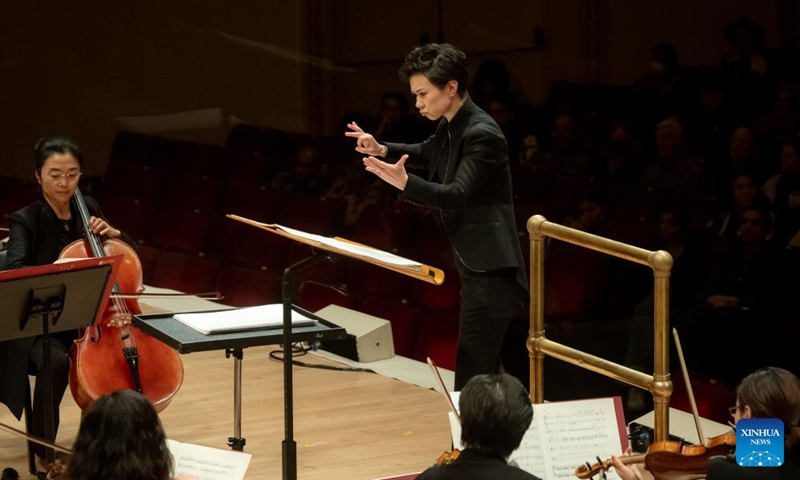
0,256,121,465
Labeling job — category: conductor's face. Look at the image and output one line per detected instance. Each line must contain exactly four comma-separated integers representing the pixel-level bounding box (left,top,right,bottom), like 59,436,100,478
410,74,459,122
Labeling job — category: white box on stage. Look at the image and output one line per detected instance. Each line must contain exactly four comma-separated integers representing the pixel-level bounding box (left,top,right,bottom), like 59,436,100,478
315,304,394,363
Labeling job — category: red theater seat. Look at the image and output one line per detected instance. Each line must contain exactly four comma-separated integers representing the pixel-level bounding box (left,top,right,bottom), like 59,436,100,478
150,251,221,294
151,208,220,257
216,265,283,307
409,270,461,314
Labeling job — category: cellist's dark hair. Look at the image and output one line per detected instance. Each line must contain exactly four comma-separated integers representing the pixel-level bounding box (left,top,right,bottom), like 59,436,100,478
65,390,173,480
398,43,469,96
737,367,800,460
33,136,82,171
459,373,533,458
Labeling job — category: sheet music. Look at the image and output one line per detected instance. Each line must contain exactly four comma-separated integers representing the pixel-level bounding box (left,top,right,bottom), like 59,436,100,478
450,397,624,480
274,224,422,268
167,439,251,480
509,416,548,479
534,398,623,480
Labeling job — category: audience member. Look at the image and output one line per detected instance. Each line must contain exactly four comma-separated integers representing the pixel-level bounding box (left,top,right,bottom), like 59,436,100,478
710,172,769,239
525,112,592,182
624,204,709,409
269,143,327,193
373,91,429,143
471,59,512,111
596,119,646,186
719,17,772,125
487,91,528,165
415,373,541,480
325,154,391,230
639,118,702,204
763,140,800,246
633,43,681,124
562,188,611,235
683,204,789,381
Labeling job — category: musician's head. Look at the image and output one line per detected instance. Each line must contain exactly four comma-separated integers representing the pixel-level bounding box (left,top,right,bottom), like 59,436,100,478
459,373,533,459
33,136,82,200
399,43,469,121
734,367,800,456
67,389,172,480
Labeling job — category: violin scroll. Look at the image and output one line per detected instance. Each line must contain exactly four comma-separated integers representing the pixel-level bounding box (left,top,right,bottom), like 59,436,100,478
436,449,461,465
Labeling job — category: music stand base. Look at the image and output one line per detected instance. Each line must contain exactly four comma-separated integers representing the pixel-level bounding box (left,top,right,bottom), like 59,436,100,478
227,437,246,451
282,440,297,480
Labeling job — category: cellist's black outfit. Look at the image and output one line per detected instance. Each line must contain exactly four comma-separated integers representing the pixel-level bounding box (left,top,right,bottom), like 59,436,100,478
0,196,133,457
384,96,528,390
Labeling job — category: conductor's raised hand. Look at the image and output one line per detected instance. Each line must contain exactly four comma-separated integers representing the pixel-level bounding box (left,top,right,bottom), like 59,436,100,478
345,121,387,157
363,154,409,191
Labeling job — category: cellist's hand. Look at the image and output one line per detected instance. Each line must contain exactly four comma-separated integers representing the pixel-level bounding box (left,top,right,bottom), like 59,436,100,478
88,216,121,239
611,448,643,480
107,311,133,328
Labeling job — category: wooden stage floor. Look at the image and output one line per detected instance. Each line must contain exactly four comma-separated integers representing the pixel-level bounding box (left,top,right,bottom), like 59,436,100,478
0,346,451,479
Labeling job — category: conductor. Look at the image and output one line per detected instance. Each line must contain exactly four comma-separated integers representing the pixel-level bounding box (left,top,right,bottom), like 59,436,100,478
345,43,528,390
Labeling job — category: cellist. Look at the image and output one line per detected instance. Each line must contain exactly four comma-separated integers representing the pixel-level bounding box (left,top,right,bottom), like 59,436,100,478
0,136,136,475
611,367,800,480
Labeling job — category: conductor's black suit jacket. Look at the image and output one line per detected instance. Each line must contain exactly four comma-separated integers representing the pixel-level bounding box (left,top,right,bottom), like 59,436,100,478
384,95,527,290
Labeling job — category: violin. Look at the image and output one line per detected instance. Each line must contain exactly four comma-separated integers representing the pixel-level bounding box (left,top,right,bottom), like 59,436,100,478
575,433,735,479
576,328,736,480
59,188,184,412
436,449,461,464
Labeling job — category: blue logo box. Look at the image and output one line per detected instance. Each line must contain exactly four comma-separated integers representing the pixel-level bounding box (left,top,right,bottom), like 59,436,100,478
736,418,784,467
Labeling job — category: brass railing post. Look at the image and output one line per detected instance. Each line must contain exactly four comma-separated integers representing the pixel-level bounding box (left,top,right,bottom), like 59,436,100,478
525,215,672,442
528,215,546,404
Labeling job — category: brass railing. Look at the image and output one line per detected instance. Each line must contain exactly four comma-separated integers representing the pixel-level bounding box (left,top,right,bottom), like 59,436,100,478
527,214,673,442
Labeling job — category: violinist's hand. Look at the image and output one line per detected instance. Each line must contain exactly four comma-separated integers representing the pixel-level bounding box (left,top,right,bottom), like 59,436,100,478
173,476,200,480
88,216,121,239
611,448,643,480
344,121,387,157
363,155,409,191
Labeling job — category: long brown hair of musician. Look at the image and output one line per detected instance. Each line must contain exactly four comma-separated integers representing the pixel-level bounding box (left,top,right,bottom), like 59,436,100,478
736,367,800,460
66,390,172,480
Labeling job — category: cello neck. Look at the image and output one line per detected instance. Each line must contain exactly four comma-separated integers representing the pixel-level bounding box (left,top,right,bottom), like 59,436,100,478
71,188,120,294
71,188,107,259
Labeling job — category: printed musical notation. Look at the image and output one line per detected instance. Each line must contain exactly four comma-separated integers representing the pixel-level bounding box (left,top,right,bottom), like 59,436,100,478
509,397,626,480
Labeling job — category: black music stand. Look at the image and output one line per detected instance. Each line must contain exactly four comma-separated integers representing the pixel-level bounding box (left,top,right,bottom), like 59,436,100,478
132,307,346,453
225,215,445,480
0,257,121,464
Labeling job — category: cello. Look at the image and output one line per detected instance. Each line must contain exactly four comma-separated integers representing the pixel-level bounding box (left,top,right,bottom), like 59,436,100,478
59,188,183,412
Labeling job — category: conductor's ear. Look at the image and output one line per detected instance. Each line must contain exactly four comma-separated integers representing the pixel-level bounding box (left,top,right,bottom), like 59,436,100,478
447,80,458,97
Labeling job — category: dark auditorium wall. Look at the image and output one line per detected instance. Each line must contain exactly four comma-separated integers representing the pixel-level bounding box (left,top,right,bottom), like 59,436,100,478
0,1,313,179
0,1,793,180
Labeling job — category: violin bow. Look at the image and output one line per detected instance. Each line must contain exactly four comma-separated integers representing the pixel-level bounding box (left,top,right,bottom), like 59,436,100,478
672,327,706,444
0,421,73,455
427,357,460,424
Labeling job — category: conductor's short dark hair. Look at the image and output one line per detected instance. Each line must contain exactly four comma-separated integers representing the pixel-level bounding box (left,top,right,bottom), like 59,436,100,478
398,43,469,96
459,373,533,458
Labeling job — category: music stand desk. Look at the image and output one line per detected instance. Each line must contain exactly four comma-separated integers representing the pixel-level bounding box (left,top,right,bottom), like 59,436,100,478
133,311,346,450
